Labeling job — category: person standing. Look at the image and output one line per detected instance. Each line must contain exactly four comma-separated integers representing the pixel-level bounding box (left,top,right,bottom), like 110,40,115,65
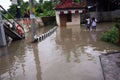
86,17,91,31
91,17,97,31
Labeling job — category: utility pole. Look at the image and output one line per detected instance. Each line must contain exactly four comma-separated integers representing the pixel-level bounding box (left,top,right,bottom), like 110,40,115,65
0,10,7,47
29,0,36,42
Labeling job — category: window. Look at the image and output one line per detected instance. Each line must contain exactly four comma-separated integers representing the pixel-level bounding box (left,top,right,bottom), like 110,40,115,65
66,14,72,22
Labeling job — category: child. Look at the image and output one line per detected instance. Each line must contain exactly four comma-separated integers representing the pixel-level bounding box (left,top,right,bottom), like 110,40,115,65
91,17,97,30
86,17,91,31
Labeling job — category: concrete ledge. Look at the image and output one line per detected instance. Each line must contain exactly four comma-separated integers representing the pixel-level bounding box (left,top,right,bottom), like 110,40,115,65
33,26,57,42
99,52,120,80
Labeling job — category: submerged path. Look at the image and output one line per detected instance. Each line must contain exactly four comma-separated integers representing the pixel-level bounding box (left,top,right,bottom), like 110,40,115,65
0,22,120,80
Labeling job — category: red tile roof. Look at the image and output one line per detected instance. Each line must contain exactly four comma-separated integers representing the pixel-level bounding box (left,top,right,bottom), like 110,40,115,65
54,0,84,10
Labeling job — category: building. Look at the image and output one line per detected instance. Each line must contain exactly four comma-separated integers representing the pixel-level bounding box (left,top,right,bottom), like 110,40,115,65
54,0,85,27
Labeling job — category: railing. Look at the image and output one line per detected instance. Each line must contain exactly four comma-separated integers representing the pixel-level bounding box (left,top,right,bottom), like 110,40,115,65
0,5,25,37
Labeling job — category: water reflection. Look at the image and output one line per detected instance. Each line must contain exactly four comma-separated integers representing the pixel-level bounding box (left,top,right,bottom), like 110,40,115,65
56,26,99,63
0,40,26,80
0,39,42,80
38,25,103,80
32,43,42,80
0,22,120,80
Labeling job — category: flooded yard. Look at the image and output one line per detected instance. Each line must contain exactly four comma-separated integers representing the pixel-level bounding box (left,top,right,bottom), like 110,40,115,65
0,22,120,80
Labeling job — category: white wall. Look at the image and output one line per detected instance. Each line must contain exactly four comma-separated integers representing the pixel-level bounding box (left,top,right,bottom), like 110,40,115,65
67,14,80,26
55,12,60,26
55,10,82,26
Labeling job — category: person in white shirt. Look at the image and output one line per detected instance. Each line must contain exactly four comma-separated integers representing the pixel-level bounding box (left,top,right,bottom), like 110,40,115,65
86,17,91,31
91,17,97,30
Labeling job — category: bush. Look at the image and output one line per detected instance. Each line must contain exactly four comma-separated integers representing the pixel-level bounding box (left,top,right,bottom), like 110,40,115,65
115,16,120,28
41,16,56,26
101,26,118,45
115,16,120,22
39,10,55,17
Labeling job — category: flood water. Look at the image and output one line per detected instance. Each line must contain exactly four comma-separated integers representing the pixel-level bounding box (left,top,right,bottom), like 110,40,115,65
0,22,120,80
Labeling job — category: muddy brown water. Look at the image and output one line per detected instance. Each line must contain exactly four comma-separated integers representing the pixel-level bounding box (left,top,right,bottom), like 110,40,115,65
0,22,120,80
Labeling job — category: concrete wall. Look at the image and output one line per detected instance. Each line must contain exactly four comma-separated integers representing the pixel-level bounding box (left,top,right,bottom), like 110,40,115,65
55,12,80,26
89,10,120,22
111,10,120,20
67,14,80,26
55,12,60,26
0,14,7,47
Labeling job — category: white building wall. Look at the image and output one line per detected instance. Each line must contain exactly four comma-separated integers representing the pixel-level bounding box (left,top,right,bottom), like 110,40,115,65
55,10,82,26
55,12,60,26
67,14,80,26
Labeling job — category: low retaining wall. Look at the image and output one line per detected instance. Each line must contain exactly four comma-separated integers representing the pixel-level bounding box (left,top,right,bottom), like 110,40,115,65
99,52,120,80
81,9,120,23
34,26,57,42
89,10,120,22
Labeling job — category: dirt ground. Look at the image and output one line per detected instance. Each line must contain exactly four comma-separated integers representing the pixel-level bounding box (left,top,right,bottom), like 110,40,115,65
99,52,120,80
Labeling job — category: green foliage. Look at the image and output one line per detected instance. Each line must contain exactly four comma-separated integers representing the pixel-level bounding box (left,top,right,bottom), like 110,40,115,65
39,10,55,17
20,2,29,17
4,13,11,19
101,26,118,45
74,0,81,3
115,16,120,23
43,1,52,11
35,3,43,13
35,3,43,16
39,0,43,3
35,1,55,17
6,1,29,18
7,4,17,18
115,16,120,28
101,16,120,45
4,0,55,18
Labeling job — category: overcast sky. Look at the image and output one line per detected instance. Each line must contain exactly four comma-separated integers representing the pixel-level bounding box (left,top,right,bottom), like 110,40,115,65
0,0,42,10
0,0,11,10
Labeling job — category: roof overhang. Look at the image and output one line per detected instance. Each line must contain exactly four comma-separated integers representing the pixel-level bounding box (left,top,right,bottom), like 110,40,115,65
55,9,86,14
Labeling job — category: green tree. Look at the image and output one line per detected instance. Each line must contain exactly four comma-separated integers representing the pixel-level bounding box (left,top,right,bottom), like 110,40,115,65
35,3,43,16
39,0,43,3
7,0,27,18
7,0,55,18
7,4,17,18
74,0,81,3
39,1,55,16
20,1,29,17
